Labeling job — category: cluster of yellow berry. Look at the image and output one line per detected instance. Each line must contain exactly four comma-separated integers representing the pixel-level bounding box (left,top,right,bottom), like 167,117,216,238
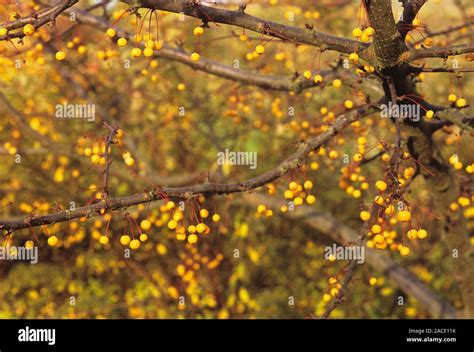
161,201,221,244
282,180,316,209
245,44,266,61
448,93,468,108
322,276,342,303
447,153,474,177
352,26,375,42
119,220,150,250
450,196,472,211
358,177,429,256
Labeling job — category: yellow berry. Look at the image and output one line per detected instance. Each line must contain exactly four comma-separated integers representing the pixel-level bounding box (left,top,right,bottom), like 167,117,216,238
257,204,267,213
407,229,418,240
106,28,116,38
99,235,109,245
374,195,384,205
23,24,35,36
448,93,457,102
168,220,178,230
117,37,127,46
375,180,387,192
131,48,142,58
332,79,342,88
349,53,359,62
200,209,209,218
130,239,141,249
344,100,353,109
120,235,131,246
0,28,7,36
255,45,265,54
456,98,467,108
360,211,371,221
55,51,66,61
352,28,362,37
364,27,375,36
47,236,58,247
303,70,312,79
188,234,198,244
196,223,206,233
313,74,323,84
306,195,316,204
124,157,135,166
399,246,410,256
417,229,428,239
289,181,298,191
212,214,220,222
140,220,151,230
143,47,154,57
191,52,200,61
373,234,385,244
372,224,382,234
425,110,434,119
139,233,148,242
193,26,204,36
294,197,303,205
397,210,411,222
360,33,370,42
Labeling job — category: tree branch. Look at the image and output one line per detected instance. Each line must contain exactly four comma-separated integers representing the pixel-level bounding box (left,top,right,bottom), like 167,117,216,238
0,104,378,232
120,0,366,55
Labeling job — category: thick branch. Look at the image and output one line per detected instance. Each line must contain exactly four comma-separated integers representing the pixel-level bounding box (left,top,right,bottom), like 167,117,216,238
409,43,474,60
0,0,79,41
121,0,366,55
364,0,407,68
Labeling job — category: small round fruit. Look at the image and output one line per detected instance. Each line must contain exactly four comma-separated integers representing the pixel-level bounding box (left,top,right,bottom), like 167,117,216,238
255,45,265,54
352,28,362,37
188,234,198,244
313,74,323,84
191,52,200,61
456,98,467,108
193,27,204,36
130,239,141,249
143,47,154,57
106,28,116,38
131,48,142,58
407,229,418,240
99,236,109,245
397,210,411,222
360,211,371,221
306,195,316,204
47,236,58,247
140,220,151,230
55,51,66,61
117,37,127,46
23,24,35,36
120,235,131,246
212,214,220,222
417,229,428,239
349,53,359,62
375,180,387,192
